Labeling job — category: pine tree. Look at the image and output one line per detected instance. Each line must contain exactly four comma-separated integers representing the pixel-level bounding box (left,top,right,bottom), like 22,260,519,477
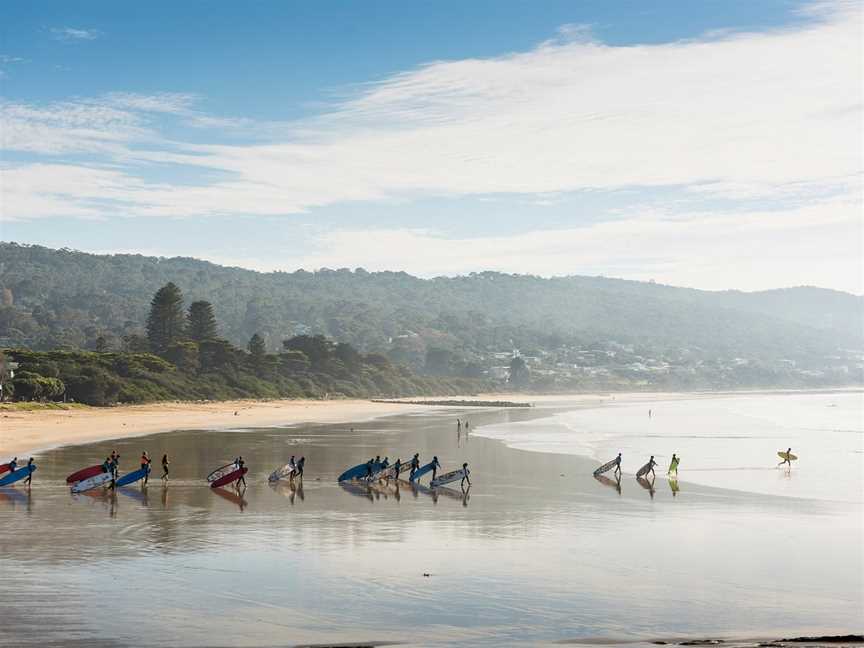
187,301,218,342
248,333,267,375
146,283,186,356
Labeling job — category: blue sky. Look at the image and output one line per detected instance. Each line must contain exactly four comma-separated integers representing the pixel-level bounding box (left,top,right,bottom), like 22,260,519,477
1,1,861,292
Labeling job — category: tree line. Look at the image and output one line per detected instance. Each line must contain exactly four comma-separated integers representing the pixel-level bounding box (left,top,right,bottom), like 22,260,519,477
2,282,485,406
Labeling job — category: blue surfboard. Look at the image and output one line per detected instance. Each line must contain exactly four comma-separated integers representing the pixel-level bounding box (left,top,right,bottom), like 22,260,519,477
0,465,36,487
338,461,382,482
409,460,437,483
115,467,149,487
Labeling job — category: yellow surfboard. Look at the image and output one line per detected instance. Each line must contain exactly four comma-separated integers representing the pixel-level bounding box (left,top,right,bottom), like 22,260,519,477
777,451,798,461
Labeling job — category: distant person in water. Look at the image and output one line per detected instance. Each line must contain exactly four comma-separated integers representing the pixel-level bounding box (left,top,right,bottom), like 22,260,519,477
431,456,441,481
648,409,652,419
161,454,170,481
778,447,794,468
461,462,471,489
24,458,34,486
296,456,305,478
668,453,679,476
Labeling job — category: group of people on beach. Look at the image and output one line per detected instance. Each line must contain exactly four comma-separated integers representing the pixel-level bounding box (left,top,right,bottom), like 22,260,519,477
1,457,35,486
360,453,471,489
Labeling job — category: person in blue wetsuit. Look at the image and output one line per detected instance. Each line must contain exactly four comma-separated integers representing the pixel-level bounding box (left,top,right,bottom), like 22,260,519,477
431,456,441,481
460,462,471,489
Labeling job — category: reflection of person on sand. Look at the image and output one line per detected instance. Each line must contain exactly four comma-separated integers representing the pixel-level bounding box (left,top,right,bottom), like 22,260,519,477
667,453,679,476
594,473,622,495
668,477,679,497
778,447,794,468
637,475,655,499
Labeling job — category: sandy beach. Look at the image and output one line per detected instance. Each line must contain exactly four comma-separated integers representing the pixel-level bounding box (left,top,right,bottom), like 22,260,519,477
0,398,452,457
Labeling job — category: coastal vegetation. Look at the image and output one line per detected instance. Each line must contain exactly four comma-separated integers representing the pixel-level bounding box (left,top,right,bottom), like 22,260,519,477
1,243,862,393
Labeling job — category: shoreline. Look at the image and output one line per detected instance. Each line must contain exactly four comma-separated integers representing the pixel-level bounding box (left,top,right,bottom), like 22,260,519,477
3,387,860,459
0,398,454,457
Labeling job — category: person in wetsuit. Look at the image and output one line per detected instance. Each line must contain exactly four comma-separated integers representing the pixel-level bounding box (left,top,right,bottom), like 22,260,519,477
141,451,151,484
667,453,679,476
24,457,34,486
461,462,471,489
777,447,794,468
409,453,420,480
431,455,441,481
643,455,657,478
161,454,170,481
236,456,247,488
296,456,305,478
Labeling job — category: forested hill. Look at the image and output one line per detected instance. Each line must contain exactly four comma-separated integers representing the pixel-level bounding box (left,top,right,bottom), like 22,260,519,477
1,243,862,384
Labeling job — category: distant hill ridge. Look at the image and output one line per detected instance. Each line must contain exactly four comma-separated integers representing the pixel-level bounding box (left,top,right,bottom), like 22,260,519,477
1,242,861,364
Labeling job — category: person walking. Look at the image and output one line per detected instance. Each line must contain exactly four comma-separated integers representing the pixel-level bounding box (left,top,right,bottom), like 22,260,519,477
161,454,170,482
295,456,305,479
24,457,34,486
460,462,471,489
141,451,152,484
409,453,420,480
667,453,679,477
778,447,794,468
236,456,247,488
431,455,441,481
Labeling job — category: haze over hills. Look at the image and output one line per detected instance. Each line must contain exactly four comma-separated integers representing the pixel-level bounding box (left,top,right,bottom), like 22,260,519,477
1,242,862,390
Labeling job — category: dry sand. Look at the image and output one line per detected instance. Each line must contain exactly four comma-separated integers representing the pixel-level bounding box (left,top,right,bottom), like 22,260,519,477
0,398,448,457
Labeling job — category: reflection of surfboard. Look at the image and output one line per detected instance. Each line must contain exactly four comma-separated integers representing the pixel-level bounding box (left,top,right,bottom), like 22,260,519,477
409,461,436,483
71,471,113,493
67,465,104,484
212,486,247,509
593,458,619,476
0,465,36,487
430,468,467,488
636,476,654,491
339,481,374,500
777,452,798,461
636,461,654,477
594,473,621,493
115,467,148,487
207,463,238,483
210,467,247,488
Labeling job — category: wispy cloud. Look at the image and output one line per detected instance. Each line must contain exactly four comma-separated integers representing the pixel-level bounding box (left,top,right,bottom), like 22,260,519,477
50,27,102,42
2,1,860,227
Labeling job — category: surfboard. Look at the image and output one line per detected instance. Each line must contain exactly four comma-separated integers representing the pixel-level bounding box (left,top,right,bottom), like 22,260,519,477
593,458,619,476
409,460,437,483
636,460,655,478
777,451,798,461
115,467,149,487
430,468,467,488
71,471,113,493
207,463,238,483
0,465,36,487
268,463,295,482
0,462,11,476
66,465,105,484
210,466,248,488
338,461,382,482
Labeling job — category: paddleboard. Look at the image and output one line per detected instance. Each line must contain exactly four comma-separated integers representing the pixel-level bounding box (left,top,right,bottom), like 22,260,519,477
777,451,798,461
338,461,382,482
593,458,619,476
115,467,149,487
0,462,11,476
636,460,655,478
71,471,113,493
207,463,238,483
210,466,248,488
409,460,437,483
0,465,36,487
430,468,467,488
268,463,295,482
66,465,105,484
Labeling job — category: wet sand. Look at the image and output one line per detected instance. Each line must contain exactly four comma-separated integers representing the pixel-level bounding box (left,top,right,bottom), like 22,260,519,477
1,397,861,647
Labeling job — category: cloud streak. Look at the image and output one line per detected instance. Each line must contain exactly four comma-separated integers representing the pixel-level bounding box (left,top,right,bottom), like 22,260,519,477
50,27,102,42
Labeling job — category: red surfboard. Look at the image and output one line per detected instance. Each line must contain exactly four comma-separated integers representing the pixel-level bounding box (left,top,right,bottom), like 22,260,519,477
0,463,10,476
210,467,247,488
66,465,105,484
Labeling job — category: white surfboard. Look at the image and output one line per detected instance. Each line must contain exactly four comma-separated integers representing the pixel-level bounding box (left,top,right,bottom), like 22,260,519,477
71,471,113,493
268,463,295,482
430,468,468,488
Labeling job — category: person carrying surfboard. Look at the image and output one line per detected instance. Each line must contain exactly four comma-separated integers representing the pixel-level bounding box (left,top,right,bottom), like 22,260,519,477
409,453,420,480
461,462,471,489
668,453,679,476
777,447,794,468
24,458,34,486
431,455,441,481
643,455,657,478
141,452,151,484
236,456,247,488
8,457,17,473
296,456,305,478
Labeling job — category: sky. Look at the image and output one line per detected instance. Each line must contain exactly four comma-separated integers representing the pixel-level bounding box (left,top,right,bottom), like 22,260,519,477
1,0,861,293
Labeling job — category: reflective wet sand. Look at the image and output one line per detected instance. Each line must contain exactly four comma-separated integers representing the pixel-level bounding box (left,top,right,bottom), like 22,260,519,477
1,402,861,647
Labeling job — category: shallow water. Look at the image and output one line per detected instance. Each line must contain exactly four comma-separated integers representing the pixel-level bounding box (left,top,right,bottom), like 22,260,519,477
1,395,861,647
